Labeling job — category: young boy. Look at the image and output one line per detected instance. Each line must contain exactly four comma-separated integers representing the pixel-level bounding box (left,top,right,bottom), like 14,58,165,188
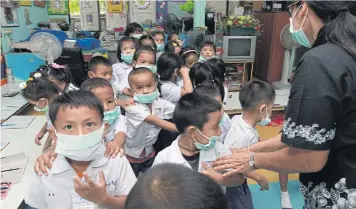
224,80,275,209
199,41,217,61
125,67,177,176
81,78,127,158
153,93,244,187
25,91,136,209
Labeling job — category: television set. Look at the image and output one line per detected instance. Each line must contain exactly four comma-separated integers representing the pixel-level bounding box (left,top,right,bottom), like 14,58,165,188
222,36,257,62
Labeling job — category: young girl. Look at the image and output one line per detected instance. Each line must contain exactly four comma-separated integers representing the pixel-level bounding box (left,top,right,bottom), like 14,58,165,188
180,47,198,69
207,58,228,105
152,31,165,52
167,32,182,46
38,63,79,92
157,52,193,105
19,72,60,151
132,45,157,73
124,22,144,39
164,40,182,55
139,35,157,52
113,37,138,96
189,62,216,87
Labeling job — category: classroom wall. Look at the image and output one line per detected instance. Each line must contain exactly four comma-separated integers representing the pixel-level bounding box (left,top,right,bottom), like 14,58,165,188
1,5,49,53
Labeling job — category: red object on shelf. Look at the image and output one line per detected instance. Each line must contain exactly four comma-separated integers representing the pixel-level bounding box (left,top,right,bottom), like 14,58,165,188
267,113,285,127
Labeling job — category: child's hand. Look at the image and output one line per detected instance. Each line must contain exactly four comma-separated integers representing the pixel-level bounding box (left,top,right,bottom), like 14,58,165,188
34,148,57,176
74,171,108,205
122,88,134,97
35,130,46,145
105,141,124,158
180,66,190,76
122,99,135,111
257,175,269,191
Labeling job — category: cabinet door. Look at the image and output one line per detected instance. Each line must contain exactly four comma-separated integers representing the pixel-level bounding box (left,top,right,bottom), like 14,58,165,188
5,53,45,81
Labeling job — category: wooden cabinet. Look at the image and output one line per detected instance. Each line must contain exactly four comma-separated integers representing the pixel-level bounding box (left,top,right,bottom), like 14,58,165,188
254,12,289,83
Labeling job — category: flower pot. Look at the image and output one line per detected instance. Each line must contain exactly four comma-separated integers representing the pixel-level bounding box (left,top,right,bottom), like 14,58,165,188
227,27,255,36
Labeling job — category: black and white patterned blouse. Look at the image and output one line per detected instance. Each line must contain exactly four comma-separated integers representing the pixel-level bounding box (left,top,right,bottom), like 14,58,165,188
281,28,356,209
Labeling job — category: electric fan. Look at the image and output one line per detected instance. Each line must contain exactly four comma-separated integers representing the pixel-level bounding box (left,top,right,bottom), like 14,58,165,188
164,13,183,35
272,24,300,90
185,27,214,50
29,32,63,64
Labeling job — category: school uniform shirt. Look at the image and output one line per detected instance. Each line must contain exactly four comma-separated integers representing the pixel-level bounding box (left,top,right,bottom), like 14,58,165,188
224,114,258,149
104,114,127,142
25,145,137,209
112,62,133,94
280,28,356,208
220,112,231,144
125,97,175,159
160,81,182,104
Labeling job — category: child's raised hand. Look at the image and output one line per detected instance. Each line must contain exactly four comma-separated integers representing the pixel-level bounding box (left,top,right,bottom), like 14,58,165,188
179,66,190,76
257,175,269,191
73,170,108,205
35,130,46,145
105,141,124,158
34,148,57,176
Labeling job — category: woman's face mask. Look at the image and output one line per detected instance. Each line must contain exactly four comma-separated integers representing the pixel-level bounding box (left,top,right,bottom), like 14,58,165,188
289,5,312,48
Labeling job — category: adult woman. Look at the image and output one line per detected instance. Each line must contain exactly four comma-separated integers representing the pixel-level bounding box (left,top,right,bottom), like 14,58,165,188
214,1,356,208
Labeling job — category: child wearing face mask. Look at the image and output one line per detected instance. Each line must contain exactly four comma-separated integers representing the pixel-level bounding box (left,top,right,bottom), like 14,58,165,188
164,40,182,55
153,93,244,187
124,22,144,39
199,41,217,61
139,35,157,52
25,90,136,209
81,78,127,158
19,72,60,151
224,80,275,209
113,37,138,97
180,47,199,69
156,52,193,105
132,46,157,74
152,31,165,53
125,67,178,176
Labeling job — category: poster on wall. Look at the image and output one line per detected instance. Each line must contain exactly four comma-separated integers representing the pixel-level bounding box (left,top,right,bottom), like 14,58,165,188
48,0,69,15
19,0,32,7
1,7,19,27
34,0,46,7
80,1,100,31
133,0,150,10
156,1,167,23
108,0,123,13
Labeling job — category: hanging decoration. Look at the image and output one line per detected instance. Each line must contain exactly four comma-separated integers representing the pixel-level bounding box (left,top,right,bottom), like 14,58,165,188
133,0,150,10
47,0,69,15
108,0,123,13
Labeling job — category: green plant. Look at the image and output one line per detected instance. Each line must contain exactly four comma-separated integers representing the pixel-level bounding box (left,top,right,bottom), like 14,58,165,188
179,0,194,14
224,15,263,36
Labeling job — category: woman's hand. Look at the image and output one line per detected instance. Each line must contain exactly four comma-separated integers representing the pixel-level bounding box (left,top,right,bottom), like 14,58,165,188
213,150,255,177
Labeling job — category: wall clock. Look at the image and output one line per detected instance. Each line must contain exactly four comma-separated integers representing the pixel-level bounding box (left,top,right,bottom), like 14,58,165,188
133,0,150,10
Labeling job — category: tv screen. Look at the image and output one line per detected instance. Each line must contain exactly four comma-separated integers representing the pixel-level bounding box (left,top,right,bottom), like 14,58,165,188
227,39,252,56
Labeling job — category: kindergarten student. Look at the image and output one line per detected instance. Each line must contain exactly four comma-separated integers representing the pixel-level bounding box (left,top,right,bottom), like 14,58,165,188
124,22,144,39
167,32,182,46
199,41,217,61
206,58,228,104
152,31,165,52
125,67,177,176
193,82,230,143
132,46,157,74
38,63,79,92
113,37,138,97
19,72,60,151
157,52,193,104
139,35,157,52
165,40,182,54
180,47,198,69
189,62,216,88
153,93,244,186
224,80,275,209
81,78,127,158
25,90,136,209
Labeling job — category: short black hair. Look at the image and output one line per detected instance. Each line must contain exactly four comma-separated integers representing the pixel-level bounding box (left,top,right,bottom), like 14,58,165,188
128,67,155,88
174,93,221,133
157,52,183,81
133,45,157,64
207,58,226,83
189,62,216,87
193,82,225,102
37,64,75,90
239,80,276,111
124,22,143,36
21,74,60,102
117,36,139,62
125,163,228,209
49,90,104,125
139,35,157,51
152,31,165,39
200,41,216,52
89,56,112,72
164,40,180,53
80,77,112,92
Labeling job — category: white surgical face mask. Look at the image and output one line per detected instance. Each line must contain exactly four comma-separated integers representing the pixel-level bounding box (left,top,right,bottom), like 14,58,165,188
54,125,105,161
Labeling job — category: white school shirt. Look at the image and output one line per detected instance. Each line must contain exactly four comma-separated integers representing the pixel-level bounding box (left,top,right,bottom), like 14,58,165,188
224,114,259,149
104,114,127,142
220,112,231,144
112,62,133,94
125,97,175,158
160,81,182,105
25,145,137,209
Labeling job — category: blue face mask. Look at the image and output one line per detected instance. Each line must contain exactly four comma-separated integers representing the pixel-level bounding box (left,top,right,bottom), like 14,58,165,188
156,43,164,52
121,53,134,64
289,6,311,48
133,89,160,104
136,65,157,74
199,55,207,62
257,107,271,126
193,129,220,150
34,106,49,112
104,106,120,125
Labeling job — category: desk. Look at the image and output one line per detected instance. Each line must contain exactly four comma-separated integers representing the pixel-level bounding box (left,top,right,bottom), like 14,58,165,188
1,84,28,122
225,89,290,115
1,116,46,209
